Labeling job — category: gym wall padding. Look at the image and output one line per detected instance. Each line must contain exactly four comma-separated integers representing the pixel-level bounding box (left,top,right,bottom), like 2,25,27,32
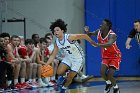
85,0,140,77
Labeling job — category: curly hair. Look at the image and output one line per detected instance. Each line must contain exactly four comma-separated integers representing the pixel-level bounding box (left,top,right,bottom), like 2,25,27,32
49,19,67,34
0,32,10,38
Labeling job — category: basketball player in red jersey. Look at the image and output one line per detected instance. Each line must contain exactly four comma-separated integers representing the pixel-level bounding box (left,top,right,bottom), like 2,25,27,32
85,19,121,93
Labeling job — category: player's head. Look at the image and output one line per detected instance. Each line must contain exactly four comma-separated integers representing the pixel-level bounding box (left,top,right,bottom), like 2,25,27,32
25,39,34,49
134,19,140,32
50,19,67,35
32,34,40,43
11,35,20,47
0,34,5,48
0,32,10,45
45,33,53,44
40,37,47,49
100,19,112,31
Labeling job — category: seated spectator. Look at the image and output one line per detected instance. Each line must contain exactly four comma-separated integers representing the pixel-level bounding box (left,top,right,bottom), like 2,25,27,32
0,34,13,91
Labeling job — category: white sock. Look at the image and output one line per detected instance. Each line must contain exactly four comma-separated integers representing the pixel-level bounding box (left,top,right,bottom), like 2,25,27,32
113,84,118,88
32,79,36,82
14,79,18,85
106,80,111,84
21,78,25,83
38,78,44,83
7,80,12,86
51,76,55,80
48,77,50,81
38,78,42,82
44,78,49,83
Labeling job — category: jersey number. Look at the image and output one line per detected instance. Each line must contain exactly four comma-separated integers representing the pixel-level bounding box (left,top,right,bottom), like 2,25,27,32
66,50,72,54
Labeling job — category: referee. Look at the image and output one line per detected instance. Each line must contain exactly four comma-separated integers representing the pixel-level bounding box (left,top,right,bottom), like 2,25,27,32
125,19,140,49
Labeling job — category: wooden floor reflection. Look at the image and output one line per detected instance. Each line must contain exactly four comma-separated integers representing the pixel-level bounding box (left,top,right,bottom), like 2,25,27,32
3,81,140,93
66,81,140,93
67,81,140,93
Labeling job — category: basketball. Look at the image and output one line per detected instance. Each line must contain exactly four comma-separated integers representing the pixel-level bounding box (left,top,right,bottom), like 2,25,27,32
41,65,54,78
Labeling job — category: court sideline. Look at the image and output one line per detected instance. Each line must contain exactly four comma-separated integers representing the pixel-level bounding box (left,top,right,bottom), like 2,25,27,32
2,80,140,93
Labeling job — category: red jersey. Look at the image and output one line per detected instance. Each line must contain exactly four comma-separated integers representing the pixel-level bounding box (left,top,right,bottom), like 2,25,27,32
39,48,49,61
18,45,27,58
44,48,49,57
6,44,18,62
18,45,36,58
28,50,33,57
97,30,121,58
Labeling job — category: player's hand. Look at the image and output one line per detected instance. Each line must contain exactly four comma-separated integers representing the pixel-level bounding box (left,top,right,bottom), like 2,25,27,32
84,26,89,33
126,44,132,49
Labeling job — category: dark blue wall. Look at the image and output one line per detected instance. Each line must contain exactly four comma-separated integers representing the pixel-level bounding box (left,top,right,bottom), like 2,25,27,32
85,0,140,77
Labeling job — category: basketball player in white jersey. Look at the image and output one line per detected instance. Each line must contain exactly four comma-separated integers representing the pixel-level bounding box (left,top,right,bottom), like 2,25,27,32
45,19,96,93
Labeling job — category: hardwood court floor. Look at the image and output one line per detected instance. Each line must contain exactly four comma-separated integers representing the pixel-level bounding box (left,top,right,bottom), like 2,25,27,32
3,80,140,93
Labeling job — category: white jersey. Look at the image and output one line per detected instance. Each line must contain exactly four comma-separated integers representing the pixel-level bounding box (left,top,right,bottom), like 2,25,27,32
56,34,84,59
47,43,54,54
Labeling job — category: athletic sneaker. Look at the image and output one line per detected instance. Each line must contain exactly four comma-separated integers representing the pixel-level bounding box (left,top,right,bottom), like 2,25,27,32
104,84,112,93
113,88,120,93
0,88,4,93
5,84,18,91
38,82,48,87
21,82,32,89
31,82,40,88
81,75,94,82
48,81,55,87
26,81,39,88
50,80,56,85
15,83,23,89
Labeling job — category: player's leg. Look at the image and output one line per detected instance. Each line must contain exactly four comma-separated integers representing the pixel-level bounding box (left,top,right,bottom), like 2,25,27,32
100,59,112,93
60,71,77,93
5,62,14,90
60,58,83,93
37,64,48,87
57,63,69,86
108,58,121,93
13,61,21,89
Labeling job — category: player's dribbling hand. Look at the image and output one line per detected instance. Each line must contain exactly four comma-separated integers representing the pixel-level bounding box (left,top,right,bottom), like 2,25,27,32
126,44,132,49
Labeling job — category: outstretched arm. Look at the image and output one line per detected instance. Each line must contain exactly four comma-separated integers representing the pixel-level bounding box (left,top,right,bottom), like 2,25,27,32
46,43,59,65
84,26,99,37
125,29,136,49
125,37,132,49
36,48,46,65
97,34,116,48
68,34,97,47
